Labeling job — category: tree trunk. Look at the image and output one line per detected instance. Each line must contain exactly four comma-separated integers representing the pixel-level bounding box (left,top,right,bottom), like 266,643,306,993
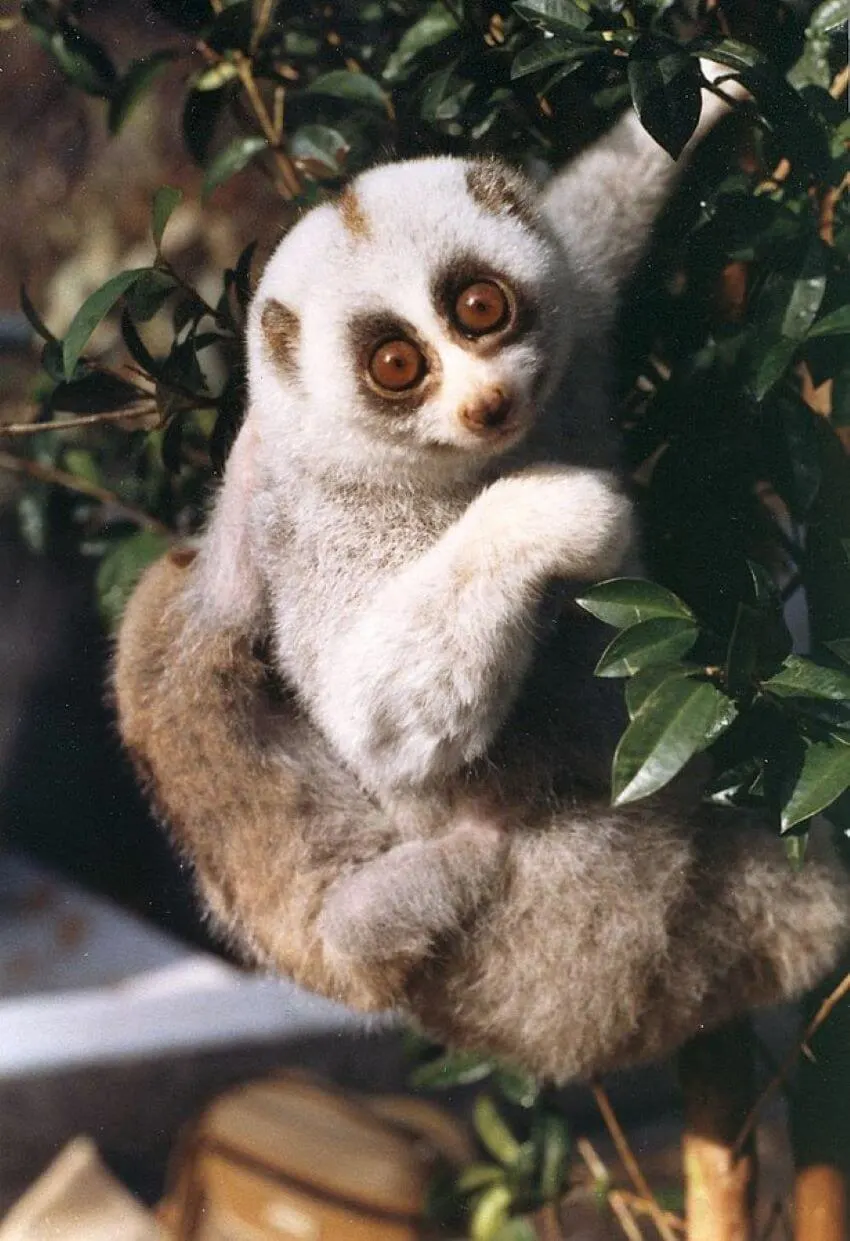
679,1021,757,1241
792,966,850,1241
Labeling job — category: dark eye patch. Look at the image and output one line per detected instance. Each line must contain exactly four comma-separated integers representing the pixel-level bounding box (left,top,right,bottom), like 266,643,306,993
432,257,537,353
348,312,441,414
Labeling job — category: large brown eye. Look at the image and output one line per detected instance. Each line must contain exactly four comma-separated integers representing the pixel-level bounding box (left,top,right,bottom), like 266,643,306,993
367,338,426,393
454,280,510,336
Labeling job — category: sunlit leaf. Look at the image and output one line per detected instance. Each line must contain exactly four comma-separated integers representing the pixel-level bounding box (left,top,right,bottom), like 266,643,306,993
595,617,698,678
194,60,240,90
810,0,849,33
151,186,183,251
202,135,269,199
761,655,850,702
108,52,176,133
625,664,699,718
62,269,150,378
410,1049,495,1090
612,678,738,804
474,1096,522,1167
511,37,586,79
384,5,459,81
470,1183,513,1241
307,69,389,110
513,0,593,35
576,578,694,628
781,738,850,830
809,305,850,339
97,530,170,631
290,124,350,175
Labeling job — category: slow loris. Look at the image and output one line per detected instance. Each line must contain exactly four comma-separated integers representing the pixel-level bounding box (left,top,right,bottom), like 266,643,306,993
116,73,850,1082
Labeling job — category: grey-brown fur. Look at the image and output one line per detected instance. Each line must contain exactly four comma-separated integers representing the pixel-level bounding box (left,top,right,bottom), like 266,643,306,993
115,553,850,1082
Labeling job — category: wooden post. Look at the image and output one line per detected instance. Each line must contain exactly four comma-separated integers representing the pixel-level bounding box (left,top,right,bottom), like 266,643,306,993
679,1021,757,1241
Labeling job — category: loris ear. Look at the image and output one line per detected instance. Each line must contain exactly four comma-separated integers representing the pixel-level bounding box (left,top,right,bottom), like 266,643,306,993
542,57,748,310
189,417,266,632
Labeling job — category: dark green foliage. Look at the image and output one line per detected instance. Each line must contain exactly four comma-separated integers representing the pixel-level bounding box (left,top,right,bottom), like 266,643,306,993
7,2,850,1227
11,0,850,838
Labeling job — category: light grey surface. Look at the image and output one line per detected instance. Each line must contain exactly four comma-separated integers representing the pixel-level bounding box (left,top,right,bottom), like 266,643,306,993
0,852,369,1078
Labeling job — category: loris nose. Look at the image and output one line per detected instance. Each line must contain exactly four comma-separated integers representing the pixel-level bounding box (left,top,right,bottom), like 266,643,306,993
459,387,513,433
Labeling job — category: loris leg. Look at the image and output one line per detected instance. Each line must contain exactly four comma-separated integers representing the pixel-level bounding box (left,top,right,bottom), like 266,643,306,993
318,820,505,965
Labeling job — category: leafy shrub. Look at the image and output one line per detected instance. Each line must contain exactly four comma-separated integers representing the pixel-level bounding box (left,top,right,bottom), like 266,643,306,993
3,4,850,1228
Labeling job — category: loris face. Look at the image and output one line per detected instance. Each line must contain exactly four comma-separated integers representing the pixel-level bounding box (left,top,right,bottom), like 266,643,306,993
247,157,573,484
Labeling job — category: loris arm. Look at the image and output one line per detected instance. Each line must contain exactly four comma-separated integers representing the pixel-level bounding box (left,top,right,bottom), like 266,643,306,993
310,466,633,793
543,60,746,313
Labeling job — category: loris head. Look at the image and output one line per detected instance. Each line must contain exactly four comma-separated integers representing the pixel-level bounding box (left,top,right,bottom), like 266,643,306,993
247,157,575,486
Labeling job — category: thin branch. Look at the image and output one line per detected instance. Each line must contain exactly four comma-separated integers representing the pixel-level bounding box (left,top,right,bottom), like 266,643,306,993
252,0,276,51
233,53,302,198
576,1139,645,1241
734,971,850,1156
591,1083,679,1241
0,450,170,535
0,404,159,437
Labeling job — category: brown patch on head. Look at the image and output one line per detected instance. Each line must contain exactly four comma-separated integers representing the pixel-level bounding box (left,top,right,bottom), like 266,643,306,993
338,184,371,241
465,159,539,229
168,545,198,569
261,299,300,373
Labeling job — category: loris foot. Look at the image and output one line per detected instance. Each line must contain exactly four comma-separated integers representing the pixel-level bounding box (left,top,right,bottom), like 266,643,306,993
318,822,505,967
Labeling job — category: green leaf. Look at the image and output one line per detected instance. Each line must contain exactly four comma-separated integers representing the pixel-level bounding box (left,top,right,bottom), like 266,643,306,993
457,1164,506,1193
307,70,389,110
513,0,593,35
96,530,170,632
576,579,694,628
202,136,269,199
123,269,178,322
493,1066,539,1108
761,655,850,702
30,20,116,97
627,34,702,160
595,618,698,678
536,1112,570,1201
493,1220,537,1241
810,0,849,33
470,1183,513,1241
49,373,142,414
725,603,763,696
781,739,850,830
20,284,55,342
827,639,850,666
511,37,586,79
183,87,228,165
290,125,350,175
410,1049,494,1090
108,52,176,133
785,831,809,871
383,5,459,82
152,187,183,251
474,1096,523,1167
612,678,738,804
194,60,240,90
625,664,698,718
808,305,850,339
780,257,828,340
63,449,100,487
62,269,150,379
